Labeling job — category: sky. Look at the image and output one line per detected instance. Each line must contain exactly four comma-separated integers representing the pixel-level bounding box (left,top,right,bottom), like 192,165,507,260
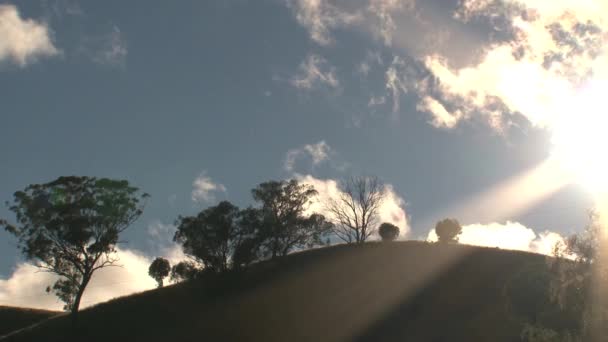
1,0,606,310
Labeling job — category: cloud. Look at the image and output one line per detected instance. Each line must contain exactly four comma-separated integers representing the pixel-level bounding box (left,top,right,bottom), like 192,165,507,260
76,24,128,68
0,248,157,311
416,95,463,128
43,0,84,19
426,221,565,255
147,220,176,241
0,4,59,67
286,0,416,46
415,0,608,130
286,0,362,45
284,1,608,132
367,0,415,46
357,50,384,76
284,141,333,172
368,95,386,107
146,220,187,265
91,25,127,67
191,172,227,203
296,174,411,238
358,61,371,76
291,54,340,90
385,56,412,113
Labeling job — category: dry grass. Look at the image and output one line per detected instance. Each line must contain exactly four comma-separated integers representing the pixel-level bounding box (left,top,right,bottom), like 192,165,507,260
0,306,59,337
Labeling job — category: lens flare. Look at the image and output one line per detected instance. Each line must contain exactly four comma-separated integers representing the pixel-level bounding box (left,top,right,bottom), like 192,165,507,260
551,80,608,194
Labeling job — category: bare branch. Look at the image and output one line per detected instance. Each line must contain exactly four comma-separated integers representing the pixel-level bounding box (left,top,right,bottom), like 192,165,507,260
324,176,386,244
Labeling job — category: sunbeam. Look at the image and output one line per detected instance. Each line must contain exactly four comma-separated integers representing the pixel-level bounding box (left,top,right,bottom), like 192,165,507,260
419,157,574,229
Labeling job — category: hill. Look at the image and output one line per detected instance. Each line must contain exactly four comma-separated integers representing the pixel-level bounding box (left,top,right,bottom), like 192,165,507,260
0,307,59,337
1,241,558,341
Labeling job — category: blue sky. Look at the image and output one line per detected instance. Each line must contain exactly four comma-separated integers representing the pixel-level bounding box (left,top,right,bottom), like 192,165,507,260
1,0,605,309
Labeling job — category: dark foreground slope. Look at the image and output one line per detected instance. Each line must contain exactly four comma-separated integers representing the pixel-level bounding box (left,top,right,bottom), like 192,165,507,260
3,242,554,342
0,307,59,337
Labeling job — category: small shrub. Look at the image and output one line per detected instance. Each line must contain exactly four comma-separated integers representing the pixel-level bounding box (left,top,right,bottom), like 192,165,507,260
378,223,399,241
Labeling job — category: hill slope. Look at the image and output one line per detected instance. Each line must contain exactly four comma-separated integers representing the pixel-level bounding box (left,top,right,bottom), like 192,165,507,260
0,307,59,337
2,241,556,342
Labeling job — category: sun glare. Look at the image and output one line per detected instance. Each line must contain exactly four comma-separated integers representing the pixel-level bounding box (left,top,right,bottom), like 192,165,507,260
551,81,608,194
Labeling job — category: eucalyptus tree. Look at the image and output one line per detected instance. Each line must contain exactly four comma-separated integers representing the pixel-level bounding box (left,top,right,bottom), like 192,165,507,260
174,201,259,272
252,180,333,258
1,176,148,314
148,257,171,287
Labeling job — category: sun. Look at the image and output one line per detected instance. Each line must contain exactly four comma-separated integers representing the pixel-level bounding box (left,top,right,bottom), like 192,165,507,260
550,80,608,194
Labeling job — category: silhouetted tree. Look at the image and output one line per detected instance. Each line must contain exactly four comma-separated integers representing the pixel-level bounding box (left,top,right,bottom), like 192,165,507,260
378,222,399,241
435,218,462,243
514,211,608,341
170,261,200,283
231,207,265,269
0,176,148,314
326,176,386,244
148,257,171,288
252,180,333,258
548,210,608,341
174,201,257,272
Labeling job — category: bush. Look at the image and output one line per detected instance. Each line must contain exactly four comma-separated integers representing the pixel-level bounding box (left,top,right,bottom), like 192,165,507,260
435,218,462,243
378,223,399,241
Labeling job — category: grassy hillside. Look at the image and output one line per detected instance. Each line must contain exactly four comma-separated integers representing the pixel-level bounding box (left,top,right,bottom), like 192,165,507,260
2,241,558,341
0,307,59,337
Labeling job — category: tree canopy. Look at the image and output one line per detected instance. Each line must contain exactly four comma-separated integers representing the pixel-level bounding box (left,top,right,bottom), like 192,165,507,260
1,176,148,313
252,180,333,258
174,201,258,272
170,261,201,283
378,222,399,241
435,218,462,243
149,257,171,288
548,211,608,340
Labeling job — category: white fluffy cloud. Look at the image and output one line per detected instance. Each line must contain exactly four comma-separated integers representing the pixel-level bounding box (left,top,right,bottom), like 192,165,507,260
427,221,565,255
0,248,157,311
0,4,59,67
285,0,608,132
291,54,340,90
417,0,608,130
416,95,463,128
297,174,410,238
191,172,227,203
284,140,333,172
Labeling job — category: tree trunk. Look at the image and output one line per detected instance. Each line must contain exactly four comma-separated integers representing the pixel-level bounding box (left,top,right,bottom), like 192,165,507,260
72,273,92,315
271,237,279,259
